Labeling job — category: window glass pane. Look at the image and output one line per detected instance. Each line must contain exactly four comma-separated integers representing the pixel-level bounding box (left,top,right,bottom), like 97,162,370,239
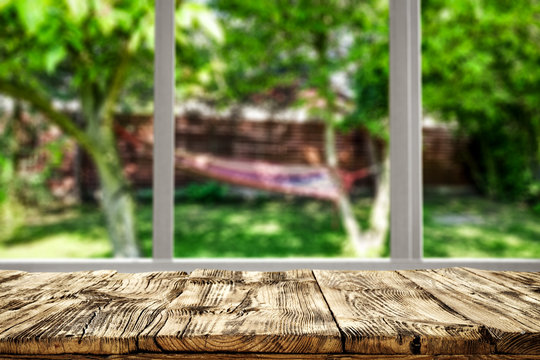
422,0,540,258
174,0,390,258
0,1,153,258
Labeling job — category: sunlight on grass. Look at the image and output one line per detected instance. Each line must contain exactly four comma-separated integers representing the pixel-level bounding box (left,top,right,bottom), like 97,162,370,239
0,206,112,258
0,234,110,258
250,221,282,235
170,199,355,258
455,226,485,239
423,195,540,258
1,194,539,259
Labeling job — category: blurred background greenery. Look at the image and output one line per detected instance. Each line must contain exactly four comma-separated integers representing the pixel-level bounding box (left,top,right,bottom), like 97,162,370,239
0,0,539,258
2,192,540,258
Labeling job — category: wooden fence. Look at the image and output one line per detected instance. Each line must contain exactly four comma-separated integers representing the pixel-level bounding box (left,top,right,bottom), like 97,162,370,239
64,114,470,195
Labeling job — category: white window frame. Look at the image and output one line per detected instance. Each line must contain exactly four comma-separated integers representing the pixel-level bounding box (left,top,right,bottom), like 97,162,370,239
1,0,538,272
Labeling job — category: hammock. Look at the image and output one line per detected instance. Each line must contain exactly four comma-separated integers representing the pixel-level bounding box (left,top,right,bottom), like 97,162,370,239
113,124,377,201
176,151,376,201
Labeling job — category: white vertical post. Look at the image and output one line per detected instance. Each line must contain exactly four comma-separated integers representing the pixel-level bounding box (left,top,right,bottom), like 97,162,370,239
153,0,175,260
410,0,423,259
390,0,422,260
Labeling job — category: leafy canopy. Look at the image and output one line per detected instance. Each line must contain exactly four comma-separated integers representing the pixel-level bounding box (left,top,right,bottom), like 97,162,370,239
422,0,540,200
210,0,389,134
0,0,223,112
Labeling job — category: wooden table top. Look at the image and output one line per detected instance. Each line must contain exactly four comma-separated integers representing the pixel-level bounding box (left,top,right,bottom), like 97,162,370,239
0,267,538,359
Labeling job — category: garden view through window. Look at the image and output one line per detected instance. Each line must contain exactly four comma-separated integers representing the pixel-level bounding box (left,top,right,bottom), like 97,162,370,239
421,0,540,258
0,0,538,260
0,1,154,258
173,1,391,258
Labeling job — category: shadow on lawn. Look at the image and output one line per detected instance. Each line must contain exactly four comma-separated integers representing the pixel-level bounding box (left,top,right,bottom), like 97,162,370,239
170,198,350,258
2,194,538,259
3,207,106,247
136,197,375,258
423,195,540,258
0,205,113,258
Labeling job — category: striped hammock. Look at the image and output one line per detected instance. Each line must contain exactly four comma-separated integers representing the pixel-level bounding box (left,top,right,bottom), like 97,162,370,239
113,124,375,200
176,151,375,201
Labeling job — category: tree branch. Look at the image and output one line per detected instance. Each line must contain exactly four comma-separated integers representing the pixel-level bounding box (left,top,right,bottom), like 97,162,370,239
102,44,131,129
0,80,96,157
101,10,151,128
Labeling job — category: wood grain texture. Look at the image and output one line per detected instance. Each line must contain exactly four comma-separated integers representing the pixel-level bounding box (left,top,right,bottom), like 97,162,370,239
0,268,538,357
313,270,494,355
398,268,540,355
152,269,342,353
460,268,540,300
0,269,341,355
0,353,537,359
0,270,188,355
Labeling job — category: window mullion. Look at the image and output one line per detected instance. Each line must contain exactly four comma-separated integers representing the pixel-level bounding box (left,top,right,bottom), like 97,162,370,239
390,0,422,260
153,0,175,260
410,0,423,259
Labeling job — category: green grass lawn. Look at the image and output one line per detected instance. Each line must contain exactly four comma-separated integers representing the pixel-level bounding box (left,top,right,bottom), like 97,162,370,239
1,194,539,258
423,195,540,258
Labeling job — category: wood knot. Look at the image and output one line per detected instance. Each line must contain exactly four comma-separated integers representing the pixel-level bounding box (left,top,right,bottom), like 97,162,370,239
409,335,421,354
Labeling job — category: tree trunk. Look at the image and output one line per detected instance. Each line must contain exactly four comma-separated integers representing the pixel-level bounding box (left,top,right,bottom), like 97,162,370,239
73,113,83,203
92,126,140,258
365,135,390,250
324,124,367,256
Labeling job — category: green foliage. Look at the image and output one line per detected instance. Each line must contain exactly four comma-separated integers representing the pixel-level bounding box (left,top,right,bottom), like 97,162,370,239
0,122,14,206
0,112,20,241
0,108,69,208
0,156,13,204
170,199,356,257
0,148,21,242
210,0,389,130
0,205,111,257
2,195,540,259
0,109,52,241
422,0,540,201
1,0,151,101
175,2,224,99
0,0,224,112
345,1,389,140
423,194,540,258
14,138,68,207
207,0,539,201
0,0,225,255
183,181,229,202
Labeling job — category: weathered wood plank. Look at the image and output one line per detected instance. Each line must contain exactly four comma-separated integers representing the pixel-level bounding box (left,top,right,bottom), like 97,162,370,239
0,269,341,355
0,353,537,359
75,271,189,354
0,270,122,354
398,268,540,355
0,270,25,283
0,271,188,355
460,268,540,300
1,268,539,356
150,269,342,353
313,270,495,355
